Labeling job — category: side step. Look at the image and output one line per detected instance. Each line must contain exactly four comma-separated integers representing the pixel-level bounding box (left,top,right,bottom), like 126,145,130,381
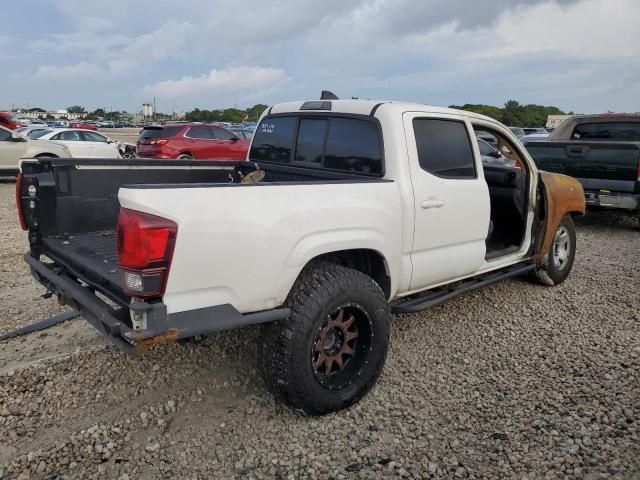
391,262,536,314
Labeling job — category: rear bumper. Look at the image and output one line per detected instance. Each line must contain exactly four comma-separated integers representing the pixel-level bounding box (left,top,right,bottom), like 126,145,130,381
25,253,290,355
584,190,640,212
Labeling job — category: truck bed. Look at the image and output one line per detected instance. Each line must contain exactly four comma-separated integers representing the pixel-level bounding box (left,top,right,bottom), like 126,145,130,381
42,231,125,305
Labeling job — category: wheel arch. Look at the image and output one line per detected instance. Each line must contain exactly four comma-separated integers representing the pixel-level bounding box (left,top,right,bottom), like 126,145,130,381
35,153,59,158
297,248,392,300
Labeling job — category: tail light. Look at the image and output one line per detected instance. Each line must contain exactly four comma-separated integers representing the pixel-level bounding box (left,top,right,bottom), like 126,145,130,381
637,158,640,181
150,139,168,146
117,208,177,298
514,160,523,169
16,173,27,231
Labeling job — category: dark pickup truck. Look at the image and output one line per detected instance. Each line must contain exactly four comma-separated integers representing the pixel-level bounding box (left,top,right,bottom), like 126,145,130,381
524,115,640,226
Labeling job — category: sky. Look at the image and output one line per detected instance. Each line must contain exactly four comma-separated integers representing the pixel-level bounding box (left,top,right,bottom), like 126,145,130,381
1,0,639,114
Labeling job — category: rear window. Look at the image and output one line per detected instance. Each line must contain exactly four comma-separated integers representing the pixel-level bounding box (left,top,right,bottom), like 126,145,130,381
250,115,383,175
572,122,640,141
139,126,182,140
250,117,296,163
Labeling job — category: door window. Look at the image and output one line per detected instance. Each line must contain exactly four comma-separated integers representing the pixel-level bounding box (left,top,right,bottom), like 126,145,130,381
81,131,108,142
211,126,236,140
413,119,476,179
0,129,11,141
53,131,82,141
186,126,214,139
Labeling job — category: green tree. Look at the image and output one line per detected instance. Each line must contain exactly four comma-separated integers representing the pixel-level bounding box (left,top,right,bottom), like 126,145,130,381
449,104,502,121
247,104,268,122
92,108,105,118
67,105,85,114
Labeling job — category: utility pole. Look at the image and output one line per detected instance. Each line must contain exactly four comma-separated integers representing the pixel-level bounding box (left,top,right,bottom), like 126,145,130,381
153,96,156,121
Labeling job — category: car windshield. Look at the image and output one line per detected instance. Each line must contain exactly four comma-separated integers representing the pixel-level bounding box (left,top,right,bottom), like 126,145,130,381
29,129,52,138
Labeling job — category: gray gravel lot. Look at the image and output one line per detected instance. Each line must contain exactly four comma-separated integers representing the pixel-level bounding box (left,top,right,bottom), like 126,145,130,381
0,181,638,479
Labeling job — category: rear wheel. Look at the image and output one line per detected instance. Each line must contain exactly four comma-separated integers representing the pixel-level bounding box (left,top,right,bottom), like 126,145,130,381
177,153,193,160
529,214,576,286
258,263,390,415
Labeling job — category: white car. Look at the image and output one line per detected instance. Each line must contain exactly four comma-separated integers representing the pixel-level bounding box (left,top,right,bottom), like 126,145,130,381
37,128,120,158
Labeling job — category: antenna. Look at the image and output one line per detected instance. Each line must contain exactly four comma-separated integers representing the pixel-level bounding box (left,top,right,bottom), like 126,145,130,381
320,90,339,100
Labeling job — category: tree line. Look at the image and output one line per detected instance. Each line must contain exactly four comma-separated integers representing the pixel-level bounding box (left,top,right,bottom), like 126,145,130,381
448,100,573,128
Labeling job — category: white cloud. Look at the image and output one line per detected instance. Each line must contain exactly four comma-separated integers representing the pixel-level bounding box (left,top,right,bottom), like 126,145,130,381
471,0,640,60
144,66,288,99
35,62,103,79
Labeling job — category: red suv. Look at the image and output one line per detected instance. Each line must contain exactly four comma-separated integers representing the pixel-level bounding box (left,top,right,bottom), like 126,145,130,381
0,112,26,130
137,123,250,160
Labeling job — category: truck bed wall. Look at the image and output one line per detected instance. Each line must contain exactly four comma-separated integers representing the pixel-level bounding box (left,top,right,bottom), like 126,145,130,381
22,159,363,238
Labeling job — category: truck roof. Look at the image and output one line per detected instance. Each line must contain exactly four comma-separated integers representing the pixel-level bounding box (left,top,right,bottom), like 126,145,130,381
269,99,501,125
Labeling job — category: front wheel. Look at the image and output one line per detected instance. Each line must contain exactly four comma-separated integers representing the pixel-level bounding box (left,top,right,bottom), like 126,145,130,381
177,153,193,160
529,214,577,286
258,263,390,415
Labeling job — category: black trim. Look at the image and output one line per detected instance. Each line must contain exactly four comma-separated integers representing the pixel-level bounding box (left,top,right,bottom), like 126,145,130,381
25,253,291,355
370,102,385,117
392,263,535,314
123,178,393,190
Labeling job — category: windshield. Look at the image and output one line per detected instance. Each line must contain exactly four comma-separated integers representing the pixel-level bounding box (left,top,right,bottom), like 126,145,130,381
29,129,52,139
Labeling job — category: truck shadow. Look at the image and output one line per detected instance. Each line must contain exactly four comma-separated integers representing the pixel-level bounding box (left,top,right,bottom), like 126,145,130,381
575,208,638,232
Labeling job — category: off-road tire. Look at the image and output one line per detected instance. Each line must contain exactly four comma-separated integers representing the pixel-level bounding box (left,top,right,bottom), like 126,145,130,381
529,214,577,286
258,263,390,415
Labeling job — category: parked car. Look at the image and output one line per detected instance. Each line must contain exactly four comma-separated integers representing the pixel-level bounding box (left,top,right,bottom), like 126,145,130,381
37,128,134,158
69,122,98,131
522,127,548,135
0,112,26,130
18,98,585,414
136,123,250,160
15,126,54,139
230,128,254,140
525,114,640,225
519,132,549,143
509,127,525,138
477,138,521,168
0,125,71,174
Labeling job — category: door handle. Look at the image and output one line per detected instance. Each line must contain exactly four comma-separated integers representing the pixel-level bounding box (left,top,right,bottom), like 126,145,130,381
421,198,445,209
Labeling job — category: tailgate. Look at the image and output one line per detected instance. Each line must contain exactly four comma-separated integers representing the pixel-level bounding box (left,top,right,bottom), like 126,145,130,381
526,141,640,193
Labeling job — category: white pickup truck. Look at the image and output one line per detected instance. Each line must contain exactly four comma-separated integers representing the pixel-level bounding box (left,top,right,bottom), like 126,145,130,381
18,99,585,414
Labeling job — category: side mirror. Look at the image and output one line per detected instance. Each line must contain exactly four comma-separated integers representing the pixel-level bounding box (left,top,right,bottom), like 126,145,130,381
230,136,239,142
11,132,26,142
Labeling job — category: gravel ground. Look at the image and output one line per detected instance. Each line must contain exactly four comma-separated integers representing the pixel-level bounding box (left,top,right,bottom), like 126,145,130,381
0,180,638,479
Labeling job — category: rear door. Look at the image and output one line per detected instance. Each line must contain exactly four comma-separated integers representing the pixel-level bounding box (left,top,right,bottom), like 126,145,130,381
184,125,215,159
403,113,491,290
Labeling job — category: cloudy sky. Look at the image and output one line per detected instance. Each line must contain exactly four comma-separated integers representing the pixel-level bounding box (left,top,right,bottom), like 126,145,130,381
1,0,638,114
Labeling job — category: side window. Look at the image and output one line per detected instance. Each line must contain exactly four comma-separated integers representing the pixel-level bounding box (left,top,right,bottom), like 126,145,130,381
324,118,382,174
413,119,476,179
295,118,327,164
54,131,82,141
250,116,296,163
0,129,11,141
211,127,236,140
186,126,213,139
81,131,108,142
